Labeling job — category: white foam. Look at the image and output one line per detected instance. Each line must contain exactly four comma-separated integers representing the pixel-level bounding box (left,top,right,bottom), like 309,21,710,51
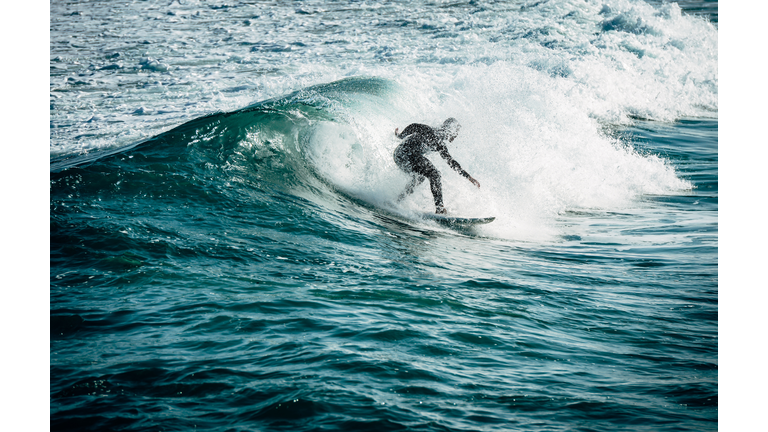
300,0,715,239
307,69,691,239
50,0,717,158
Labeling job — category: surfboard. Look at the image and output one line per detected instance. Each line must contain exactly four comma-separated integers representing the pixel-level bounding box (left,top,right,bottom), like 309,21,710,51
421,213,495,227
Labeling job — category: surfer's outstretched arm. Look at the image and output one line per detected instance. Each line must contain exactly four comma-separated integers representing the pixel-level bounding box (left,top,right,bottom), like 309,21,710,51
438,148,481,188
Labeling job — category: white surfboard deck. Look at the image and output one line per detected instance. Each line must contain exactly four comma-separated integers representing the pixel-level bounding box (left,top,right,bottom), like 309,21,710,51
421,213,495,226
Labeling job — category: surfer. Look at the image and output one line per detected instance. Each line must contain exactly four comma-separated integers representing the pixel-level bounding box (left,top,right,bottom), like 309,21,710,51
393,118,480,214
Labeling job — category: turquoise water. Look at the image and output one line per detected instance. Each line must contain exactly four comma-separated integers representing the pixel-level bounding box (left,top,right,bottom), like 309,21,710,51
51,1,717,431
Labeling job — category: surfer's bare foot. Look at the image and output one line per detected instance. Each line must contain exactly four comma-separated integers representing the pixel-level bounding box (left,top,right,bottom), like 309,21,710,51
436,207,447,214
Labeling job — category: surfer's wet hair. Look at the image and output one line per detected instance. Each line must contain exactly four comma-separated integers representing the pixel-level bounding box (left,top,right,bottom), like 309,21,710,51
439,117,461,139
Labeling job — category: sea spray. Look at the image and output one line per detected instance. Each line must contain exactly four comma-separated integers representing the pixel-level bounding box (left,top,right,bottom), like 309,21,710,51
302,69,692,239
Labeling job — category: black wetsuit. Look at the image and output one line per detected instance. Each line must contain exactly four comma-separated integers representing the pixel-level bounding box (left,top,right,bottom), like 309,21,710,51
394,123,471,211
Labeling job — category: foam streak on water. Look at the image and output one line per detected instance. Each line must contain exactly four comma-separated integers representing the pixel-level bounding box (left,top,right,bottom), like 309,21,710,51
51,1,717,431
51,0,716,154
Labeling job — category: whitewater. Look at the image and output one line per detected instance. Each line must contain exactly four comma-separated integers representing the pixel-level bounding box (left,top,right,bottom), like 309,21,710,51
48,1,718,431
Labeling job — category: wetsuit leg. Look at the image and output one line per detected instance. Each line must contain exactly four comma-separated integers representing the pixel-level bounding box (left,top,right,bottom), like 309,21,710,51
397,174,425,202
411,157,444,212
394,148,444,212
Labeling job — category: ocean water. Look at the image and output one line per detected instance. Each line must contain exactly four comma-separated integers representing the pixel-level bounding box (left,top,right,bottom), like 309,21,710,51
50,1,718,431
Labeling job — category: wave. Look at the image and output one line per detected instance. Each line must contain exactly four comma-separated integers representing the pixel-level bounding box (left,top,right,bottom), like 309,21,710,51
51,74,693,241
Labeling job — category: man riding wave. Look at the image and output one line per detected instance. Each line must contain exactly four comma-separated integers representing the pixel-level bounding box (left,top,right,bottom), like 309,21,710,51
393,118,480,214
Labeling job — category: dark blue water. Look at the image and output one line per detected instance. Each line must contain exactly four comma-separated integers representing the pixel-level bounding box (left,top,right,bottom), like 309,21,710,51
50,1,718,431
50,86,716,431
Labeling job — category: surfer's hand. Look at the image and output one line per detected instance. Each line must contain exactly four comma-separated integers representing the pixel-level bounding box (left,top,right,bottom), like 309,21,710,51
395,127,399,136
469,176,480,188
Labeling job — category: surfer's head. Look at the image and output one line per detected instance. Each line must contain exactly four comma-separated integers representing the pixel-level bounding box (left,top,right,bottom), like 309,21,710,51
439,118,461,142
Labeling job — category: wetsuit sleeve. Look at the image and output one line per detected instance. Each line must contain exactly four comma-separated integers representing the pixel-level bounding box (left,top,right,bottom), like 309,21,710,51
438,146,471,179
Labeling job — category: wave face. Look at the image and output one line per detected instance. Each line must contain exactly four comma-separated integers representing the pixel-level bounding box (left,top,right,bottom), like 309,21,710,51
51,1,717,432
